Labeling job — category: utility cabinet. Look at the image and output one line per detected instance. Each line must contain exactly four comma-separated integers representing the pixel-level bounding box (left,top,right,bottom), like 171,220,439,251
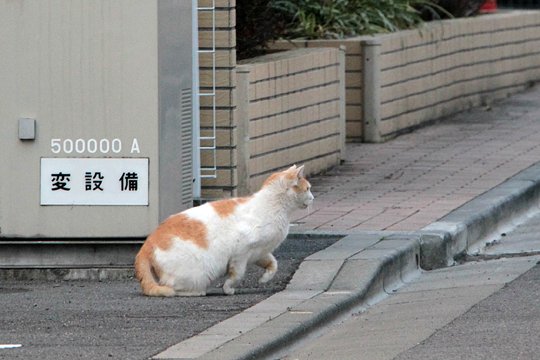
0,1,195,240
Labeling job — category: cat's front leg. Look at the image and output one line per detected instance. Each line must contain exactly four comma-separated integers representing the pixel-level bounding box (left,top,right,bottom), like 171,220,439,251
256,253,278,283
223,258,247,295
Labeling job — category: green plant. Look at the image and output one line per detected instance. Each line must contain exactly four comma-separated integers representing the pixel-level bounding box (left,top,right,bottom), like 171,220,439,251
236,0,287,59
270,0,448,39
235,0,461,59
271,0,361,38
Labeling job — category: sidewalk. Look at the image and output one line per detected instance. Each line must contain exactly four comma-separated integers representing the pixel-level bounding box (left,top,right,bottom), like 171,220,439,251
4,86,540,360
156,85,540,359
292,86,540,232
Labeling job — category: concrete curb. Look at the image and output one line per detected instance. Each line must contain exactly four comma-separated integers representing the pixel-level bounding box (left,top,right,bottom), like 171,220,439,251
0,267,135,281
155,162,540,360
419,162,540,270
154,232,422,360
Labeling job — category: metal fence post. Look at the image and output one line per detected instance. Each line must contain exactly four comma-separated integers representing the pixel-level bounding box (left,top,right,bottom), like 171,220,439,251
362,39,382,143
338,45,347,161
236,67,251,196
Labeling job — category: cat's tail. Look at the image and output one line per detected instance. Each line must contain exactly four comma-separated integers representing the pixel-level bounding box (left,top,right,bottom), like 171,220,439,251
134,247,175,297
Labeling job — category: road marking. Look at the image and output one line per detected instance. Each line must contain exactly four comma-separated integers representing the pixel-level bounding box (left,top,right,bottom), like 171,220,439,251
288,311,313,315
325,291,352,295
0,344,22,349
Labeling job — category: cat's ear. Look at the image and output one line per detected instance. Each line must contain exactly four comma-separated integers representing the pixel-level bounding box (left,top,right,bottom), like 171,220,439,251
284,165,300,187
288,165,304,178
285,165,305,187
297,165,305,179
286,164,297,172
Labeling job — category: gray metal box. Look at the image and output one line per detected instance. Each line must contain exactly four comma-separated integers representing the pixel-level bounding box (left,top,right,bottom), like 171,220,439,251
0,1,194,239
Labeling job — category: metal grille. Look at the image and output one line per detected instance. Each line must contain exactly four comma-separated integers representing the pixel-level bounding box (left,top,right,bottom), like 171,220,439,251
180,88,194,208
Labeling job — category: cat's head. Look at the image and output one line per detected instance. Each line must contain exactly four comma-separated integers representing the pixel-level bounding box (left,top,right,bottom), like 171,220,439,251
263,165,314,209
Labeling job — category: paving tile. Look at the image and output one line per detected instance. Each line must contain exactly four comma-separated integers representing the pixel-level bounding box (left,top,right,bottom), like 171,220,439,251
293,86,540,232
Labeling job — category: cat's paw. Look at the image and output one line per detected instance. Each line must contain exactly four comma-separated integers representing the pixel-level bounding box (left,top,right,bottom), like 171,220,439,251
223,281,236,295
223,285,235,295
259,271,275,284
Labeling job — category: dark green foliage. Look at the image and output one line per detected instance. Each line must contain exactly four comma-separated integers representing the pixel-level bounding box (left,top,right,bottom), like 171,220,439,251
235,0,483,58
269,0,446,39
236,0,287,59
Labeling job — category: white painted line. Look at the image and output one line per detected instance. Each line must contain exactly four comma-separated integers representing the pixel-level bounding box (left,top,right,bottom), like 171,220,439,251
288,311,313,315
325,291,352,295
0,344,22,349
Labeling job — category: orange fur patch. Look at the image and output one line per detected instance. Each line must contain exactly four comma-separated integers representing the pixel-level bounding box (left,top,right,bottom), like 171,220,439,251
263,166,305,189
134,243,153,280
285,170,298,182
211,197,250,218
293,178,311,193
262,172,282,188
256,257,275,271
135,212,208,296
150,213,209,250
227,263,237,278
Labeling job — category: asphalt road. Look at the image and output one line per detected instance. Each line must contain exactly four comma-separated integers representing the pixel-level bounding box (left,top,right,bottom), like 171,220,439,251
282,254,540,360
283,211,540,360
0,236,339,360
395,209,540,360
395,262,540,360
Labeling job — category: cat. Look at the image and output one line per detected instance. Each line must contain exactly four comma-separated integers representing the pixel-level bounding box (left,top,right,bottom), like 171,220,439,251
134,164,314,297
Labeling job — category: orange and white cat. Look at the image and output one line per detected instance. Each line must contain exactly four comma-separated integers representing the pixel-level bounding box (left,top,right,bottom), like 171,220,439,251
134,165,314,297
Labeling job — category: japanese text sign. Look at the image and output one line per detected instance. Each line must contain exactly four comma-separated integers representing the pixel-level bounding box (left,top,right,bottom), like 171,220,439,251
40,158,149,205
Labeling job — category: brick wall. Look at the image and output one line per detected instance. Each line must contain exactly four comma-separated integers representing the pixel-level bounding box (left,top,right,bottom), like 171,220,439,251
236,48,346,193
271,39,366,142
271,39,368,142
378,11,540,139
272,11,540,142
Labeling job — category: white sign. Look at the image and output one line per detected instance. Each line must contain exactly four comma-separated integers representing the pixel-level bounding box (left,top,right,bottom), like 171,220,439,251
40,158,149,206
